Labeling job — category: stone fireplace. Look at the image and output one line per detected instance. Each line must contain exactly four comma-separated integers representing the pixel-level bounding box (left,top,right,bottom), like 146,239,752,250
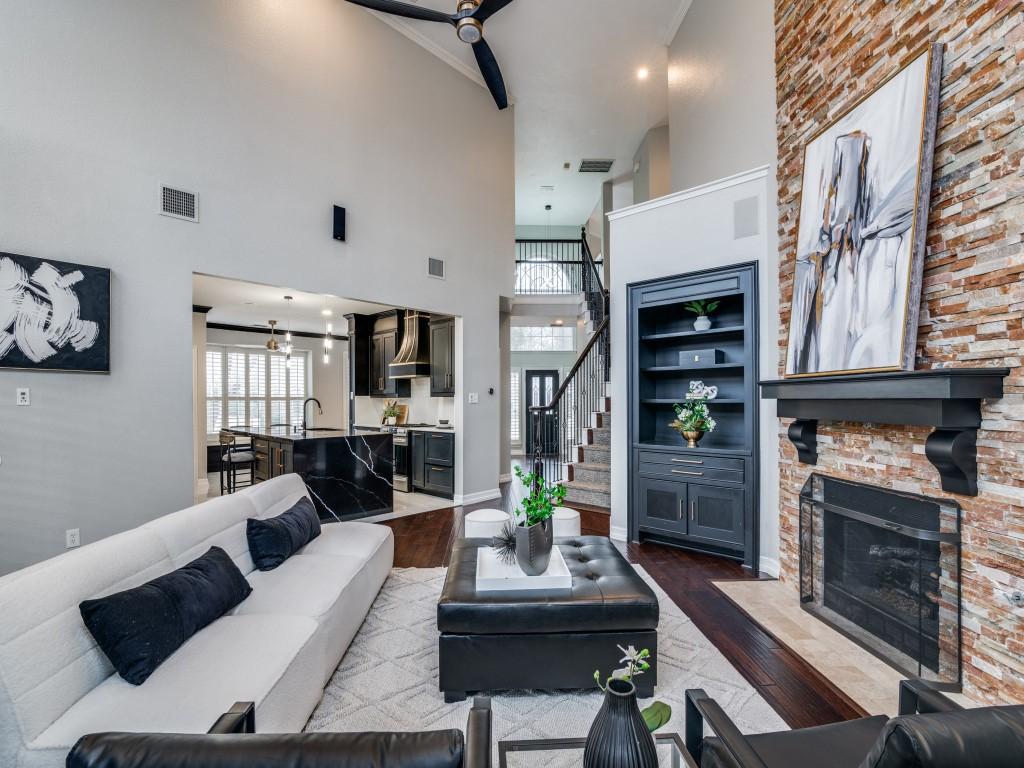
799,474,962,688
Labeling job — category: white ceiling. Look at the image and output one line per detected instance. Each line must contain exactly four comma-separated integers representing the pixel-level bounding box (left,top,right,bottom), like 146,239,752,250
365,0,689,226
193,274,395,335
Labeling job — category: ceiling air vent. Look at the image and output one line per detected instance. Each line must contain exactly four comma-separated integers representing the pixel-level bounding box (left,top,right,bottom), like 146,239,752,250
579,159,614,174
427,257,445,280
160,185,198,222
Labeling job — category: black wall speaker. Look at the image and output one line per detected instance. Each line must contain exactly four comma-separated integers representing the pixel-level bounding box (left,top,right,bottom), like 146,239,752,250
333,205,346,242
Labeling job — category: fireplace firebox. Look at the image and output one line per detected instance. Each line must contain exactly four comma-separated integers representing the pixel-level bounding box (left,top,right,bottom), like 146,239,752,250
799,474,961,688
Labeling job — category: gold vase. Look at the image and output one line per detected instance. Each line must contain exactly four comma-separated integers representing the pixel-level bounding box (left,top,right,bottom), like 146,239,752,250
681,429,704,448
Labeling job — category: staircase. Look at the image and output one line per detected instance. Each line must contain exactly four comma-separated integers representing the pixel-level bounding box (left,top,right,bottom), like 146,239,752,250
563,396,611,510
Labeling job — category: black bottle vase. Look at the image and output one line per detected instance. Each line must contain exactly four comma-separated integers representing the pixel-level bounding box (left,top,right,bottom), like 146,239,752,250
514,518,553,575
583,679,658,768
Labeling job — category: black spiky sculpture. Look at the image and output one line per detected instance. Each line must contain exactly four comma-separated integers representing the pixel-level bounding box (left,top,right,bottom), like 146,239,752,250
491,519,517,565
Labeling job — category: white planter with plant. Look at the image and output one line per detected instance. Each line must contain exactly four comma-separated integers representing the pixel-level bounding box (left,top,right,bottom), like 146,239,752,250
684,299,719,331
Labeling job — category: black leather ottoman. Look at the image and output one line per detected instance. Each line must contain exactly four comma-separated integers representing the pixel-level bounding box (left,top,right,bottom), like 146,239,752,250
437,536,659,702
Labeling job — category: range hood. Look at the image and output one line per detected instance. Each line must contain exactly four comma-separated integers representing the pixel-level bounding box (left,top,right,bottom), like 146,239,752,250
390,310,431,379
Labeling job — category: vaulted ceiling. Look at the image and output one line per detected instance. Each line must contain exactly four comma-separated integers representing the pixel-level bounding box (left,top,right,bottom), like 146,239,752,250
356,0,690,226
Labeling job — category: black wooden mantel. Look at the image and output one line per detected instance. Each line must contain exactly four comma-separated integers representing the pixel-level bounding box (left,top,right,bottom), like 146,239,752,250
760,368,1009,496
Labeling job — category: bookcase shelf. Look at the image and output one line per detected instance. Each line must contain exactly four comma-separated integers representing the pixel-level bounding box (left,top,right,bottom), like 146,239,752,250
628,263,759,573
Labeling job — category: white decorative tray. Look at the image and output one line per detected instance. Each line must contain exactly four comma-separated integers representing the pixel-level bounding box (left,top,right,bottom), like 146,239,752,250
475,545,572,592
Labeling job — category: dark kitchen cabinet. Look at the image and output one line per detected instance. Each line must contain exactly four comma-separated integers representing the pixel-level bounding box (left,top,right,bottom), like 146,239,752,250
411,430,454,499
370,331,410,398
253,438,271,482
269,440,293,478
411,431,426,489
430,316,455,397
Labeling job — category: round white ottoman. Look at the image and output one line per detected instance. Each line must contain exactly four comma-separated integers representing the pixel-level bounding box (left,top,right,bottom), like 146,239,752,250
553,506,581,538
464,508,509,539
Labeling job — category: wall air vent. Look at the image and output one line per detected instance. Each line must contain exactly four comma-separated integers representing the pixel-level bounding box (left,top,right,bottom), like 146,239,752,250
579,159,614,173
160,185,198,222
427,257,445,280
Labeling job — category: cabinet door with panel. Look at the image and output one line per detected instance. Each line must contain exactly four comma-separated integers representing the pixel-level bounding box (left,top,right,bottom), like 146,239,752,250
636,476,688,535
411,431,426,489
686,483,744,549
430,317,454,396
424,432,454,466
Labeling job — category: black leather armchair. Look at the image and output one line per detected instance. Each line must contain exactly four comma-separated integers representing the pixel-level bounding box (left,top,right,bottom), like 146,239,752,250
684,679,1024,768
67,696,492,768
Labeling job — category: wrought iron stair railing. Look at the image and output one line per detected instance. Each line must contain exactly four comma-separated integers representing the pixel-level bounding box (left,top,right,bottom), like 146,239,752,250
514,231,604,296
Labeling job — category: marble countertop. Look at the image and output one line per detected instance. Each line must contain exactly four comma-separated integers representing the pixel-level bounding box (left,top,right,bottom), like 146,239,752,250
353,424,455,433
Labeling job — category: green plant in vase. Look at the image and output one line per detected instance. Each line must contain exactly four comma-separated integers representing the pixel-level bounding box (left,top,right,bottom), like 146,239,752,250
381,400,401,426
683,299,720,331
496,465,567,576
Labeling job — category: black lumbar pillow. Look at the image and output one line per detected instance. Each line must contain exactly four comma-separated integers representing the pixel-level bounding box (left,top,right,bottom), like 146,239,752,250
79,546,252,685
247,496,321,571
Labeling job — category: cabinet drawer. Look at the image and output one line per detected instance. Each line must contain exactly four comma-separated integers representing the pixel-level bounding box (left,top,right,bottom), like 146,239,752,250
253,438,270,453
638,450,744,472
424,463,454,494
424,432,454,466
640,464,744,484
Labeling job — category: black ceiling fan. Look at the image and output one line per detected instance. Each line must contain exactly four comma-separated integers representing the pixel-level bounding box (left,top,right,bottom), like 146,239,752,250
345,0,514,109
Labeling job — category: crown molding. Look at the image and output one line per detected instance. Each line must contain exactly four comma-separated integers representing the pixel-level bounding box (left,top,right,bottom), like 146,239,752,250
372,12,487,90
664,0,693,46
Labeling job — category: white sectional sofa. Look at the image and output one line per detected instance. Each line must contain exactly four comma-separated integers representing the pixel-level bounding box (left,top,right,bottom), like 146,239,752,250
0,474,394,768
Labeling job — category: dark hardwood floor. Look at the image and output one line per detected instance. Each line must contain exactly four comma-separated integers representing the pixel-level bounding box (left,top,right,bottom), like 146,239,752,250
379,496,864,729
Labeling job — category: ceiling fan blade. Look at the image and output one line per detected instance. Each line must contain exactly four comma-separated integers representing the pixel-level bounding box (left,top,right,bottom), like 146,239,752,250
472,38,508,109
345,0,454,24
472,0,515,22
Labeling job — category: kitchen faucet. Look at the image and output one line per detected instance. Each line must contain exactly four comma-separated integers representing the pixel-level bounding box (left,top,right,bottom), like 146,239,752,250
302,398,323,432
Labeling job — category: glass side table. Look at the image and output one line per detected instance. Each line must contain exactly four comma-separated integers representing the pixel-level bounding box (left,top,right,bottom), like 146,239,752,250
498,733,696,767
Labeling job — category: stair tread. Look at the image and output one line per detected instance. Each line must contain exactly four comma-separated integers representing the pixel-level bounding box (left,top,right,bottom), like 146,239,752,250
573,462,610,472
564,480,611,492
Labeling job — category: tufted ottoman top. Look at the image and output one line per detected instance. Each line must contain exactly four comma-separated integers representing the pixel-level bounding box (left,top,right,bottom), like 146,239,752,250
437,536,659,635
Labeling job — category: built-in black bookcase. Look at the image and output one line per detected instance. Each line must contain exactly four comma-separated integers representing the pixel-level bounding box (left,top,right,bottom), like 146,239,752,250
628,263,759,571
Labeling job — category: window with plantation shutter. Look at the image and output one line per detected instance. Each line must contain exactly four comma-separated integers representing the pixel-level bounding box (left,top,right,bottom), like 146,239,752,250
205,344,311,437
510,368,521,445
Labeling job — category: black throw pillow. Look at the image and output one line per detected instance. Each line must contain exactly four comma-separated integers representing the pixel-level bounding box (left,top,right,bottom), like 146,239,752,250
79,546,252,685
247,496,321,571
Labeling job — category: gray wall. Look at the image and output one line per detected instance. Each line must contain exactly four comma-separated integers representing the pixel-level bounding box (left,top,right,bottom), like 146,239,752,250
632,125,671,205
667,0,776,191
608,170,780,575
0,0,513,574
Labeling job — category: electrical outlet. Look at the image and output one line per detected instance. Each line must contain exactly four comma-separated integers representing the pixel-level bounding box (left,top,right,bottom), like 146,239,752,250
65,528,81,549
1008,591,1024,608
16,388,30,406
468,392,479,404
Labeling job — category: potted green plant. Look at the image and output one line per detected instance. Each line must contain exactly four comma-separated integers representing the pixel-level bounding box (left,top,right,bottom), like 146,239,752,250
507,465,566,575
584,646,671,768
684,299,720,331
382,400,401,426
670,382,717,448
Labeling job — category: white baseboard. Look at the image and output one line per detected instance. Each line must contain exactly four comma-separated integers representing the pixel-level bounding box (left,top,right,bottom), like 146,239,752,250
758,556,780,578
456,488,502,506
610,525,628,542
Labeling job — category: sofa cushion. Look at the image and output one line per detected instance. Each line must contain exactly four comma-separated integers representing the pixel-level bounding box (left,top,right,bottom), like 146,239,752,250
245,473,312,521
0,528,174,759
31,614,323,754
298,520,393,565
247,497,321,571
79,547,253,685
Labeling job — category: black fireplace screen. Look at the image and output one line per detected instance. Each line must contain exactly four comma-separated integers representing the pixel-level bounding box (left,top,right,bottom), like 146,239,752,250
800,475,961,687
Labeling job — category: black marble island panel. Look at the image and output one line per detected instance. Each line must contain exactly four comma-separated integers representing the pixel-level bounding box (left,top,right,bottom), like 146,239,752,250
227,427,393,522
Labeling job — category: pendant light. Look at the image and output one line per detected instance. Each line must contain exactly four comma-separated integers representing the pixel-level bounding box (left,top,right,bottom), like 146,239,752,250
321,300,332,365
265,320,280,351
283,296,294,368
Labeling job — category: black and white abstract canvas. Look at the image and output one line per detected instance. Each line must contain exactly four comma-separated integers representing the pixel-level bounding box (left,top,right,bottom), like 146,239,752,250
0,252,110,373
785,46,942,377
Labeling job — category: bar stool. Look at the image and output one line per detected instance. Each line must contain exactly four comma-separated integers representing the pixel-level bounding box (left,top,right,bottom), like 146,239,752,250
464,508,509,539
553,507,582,537
219,430,255,495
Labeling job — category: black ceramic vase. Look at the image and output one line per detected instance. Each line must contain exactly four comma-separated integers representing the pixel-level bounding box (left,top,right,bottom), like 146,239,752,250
583,679,658,768
514,518,553,575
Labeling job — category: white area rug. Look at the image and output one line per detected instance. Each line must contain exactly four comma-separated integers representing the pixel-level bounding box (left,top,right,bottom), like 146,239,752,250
306,567,787,758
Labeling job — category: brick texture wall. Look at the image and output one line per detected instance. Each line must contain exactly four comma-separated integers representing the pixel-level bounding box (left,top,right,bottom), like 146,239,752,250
775,0,1023,705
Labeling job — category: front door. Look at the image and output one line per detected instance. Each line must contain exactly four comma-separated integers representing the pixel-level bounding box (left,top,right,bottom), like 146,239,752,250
525,369,559,457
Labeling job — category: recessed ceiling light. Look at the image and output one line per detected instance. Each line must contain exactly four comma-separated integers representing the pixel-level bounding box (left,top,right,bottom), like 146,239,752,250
637,67,649,81
552,319,564,326
322,309,333,317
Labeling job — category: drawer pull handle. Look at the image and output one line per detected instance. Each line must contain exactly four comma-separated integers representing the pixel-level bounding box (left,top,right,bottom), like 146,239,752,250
671,458,703,465
671,469,703,476
431,466,445,472
691,500,696,521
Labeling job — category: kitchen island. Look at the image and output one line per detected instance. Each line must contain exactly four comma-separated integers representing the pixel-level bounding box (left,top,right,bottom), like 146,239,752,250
226,426,392,522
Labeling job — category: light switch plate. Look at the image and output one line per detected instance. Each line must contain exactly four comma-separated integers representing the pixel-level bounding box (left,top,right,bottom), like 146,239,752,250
468,392,479,404
16,388,30,406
